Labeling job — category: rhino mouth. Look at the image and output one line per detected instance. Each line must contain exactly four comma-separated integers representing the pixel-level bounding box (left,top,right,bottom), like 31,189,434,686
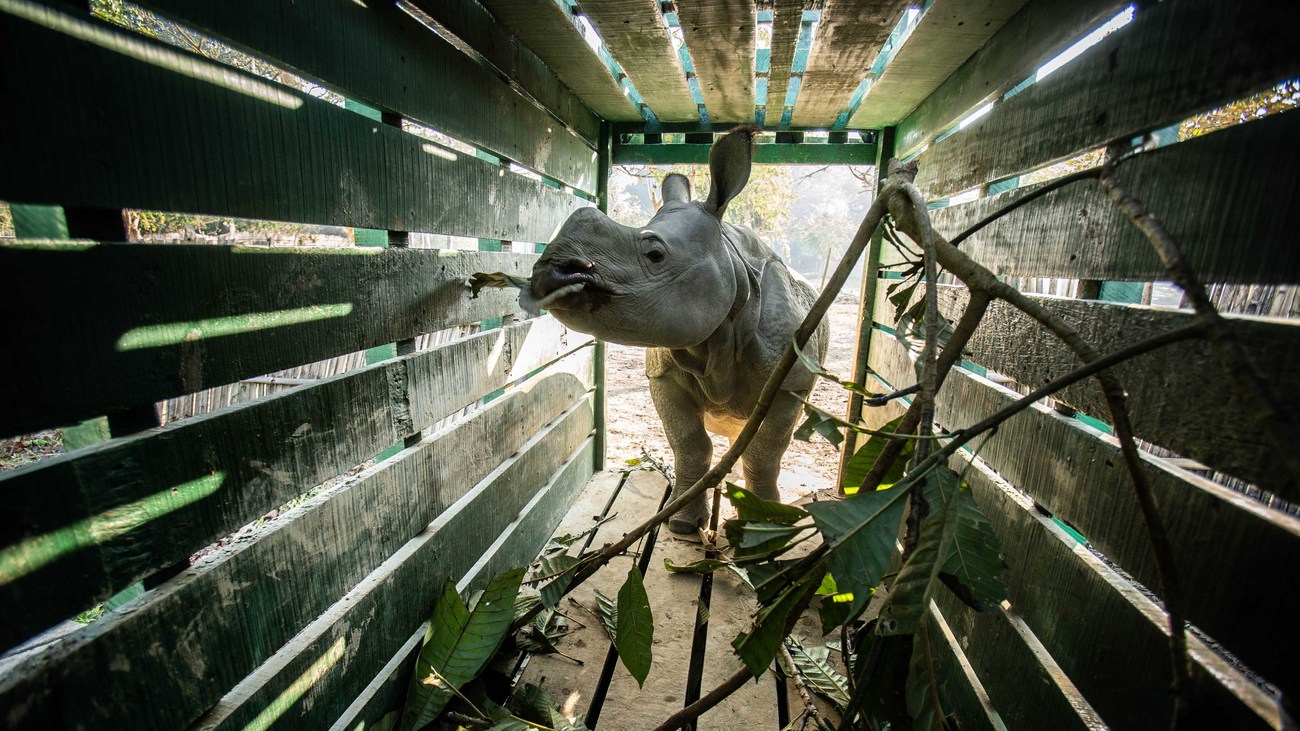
520,280,614,315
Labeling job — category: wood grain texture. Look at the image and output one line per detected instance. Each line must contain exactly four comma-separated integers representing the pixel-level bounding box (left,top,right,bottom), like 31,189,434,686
0,377,594,730
675,0,755,123
612,141,877,165
927,111,1300,285
763,0,805,126
0,245,537,436
581,0,698,122
869,332,1300,700
473,0,641,121
848,0,1030,129
912,0,1300,199
132,0,598,192
0,5,587,235
955,452,1274,728
201,439,596,731
876,281,1300,492
790,0,910,128
923,604,1005,731
894,0,1128,158
409,0,601,145
0,318,590,650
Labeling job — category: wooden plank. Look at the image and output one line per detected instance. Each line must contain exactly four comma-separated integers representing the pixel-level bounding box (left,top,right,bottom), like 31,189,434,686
924,606,1006,731
0,244,538,436
0,4,586,235
848,0,1030,129
200,438,597,731
763,0,805,127
698,554,778,730
0,375,594,730
912,0,1300,200
868,332,1300,700
612,141,877,165
407,0,601,146
472,0,641,122
927,110,1300,285
956,452,1277,729
878,282,1300,495
580,0,698,122
789,0,910,128
0,316,590,650
894,0,1128,158
132,0,598,192
675,0,755,123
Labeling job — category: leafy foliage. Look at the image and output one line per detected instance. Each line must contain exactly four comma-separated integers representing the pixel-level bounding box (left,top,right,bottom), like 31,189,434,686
906,624,946,731
785,636,852,712
841,415,917,493
401,570,525,731
732,576,819,677
805,485,910,621
507,683,590,730
614,567,654,687
877,470,961,637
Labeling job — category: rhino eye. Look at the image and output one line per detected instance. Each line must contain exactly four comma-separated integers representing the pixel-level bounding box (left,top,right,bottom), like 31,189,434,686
646,249,666,263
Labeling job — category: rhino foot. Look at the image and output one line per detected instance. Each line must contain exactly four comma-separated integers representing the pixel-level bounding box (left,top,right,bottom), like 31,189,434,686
667,498,710,535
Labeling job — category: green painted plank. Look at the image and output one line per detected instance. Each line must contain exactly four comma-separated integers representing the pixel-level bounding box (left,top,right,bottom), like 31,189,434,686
581,0,697,122
923,605,1005,731
132,0,598,192
0,244,538,436
612,142,878,165
868,333,1300,700
203,439,597,731
407,0,601,145
0,319,592,650
878,282,1300,494
848,0,1030,129
955,453,1276,729
926,110,1300,285
0,3,587,237
675,0,755,123
912,0,1300,199
790,0,910,128
0,377,594,730
894,0,1128,158
472,0,641,122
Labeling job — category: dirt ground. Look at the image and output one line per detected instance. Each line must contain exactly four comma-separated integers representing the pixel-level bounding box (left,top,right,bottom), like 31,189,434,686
601,292,863,500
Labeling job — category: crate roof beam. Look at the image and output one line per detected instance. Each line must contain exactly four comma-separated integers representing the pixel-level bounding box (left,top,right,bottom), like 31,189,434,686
849,0,1032,128
576,0,700,122
791,0,912,127
760,0,802,127
675,0,755,123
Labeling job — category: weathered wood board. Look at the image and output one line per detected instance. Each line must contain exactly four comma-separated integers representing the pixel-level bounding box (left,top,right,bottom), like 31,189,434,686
0,333,591,653
612,141,877,165
869,331,1300,700
926,110,1300,285
408,0,601,145
849,0,1029,129
875,282,1300,492
894,0,1130,157
0,245,537,436
790,0,910,128
675,0,755,123
580,0,699,122
133,0,598,192
912,0,1300,200
0,3,587,236
472,0,641,121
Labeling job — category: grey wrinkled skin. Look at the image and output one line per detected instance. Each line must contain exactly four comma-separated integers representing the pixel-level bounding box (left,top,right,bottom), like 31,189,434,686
522,127,828,534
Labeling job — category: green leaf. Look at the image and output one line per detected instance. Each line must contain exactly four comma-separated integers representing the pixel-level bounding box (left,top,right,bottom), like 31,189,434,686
509,683,590,730
785,636,851,712
906,623,945,731
878,468,963,636
804,486,910,622
469,270,531,298
794,404,845,447
937,483,1008,612
841,416,916,494
539,554,582,608
401,569,525,731
732,576,818,677
723,519,808,561
724,483,810,524
888,278,921,322
592,589,617,641
614,567,654,687
664,557,733,574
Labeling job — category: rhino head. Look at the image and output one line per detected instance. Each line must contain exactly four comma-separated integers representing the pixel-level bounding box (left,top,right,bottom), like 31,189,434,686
522,128,760,349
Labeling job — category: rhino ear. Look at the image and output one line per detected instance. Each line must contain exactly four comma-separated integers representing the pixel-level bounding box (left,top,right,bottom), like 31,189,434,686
660,173,692,207
705,127,757,217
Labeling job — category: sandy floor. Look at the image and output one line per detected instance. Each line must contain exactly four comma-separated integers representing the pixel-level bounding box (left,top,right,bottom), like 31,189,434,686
601,293,862,500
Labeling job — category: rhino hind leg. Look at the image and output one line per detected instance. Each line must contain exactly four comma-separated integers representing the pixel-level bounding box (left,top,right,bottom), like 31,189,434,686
649,376,714,534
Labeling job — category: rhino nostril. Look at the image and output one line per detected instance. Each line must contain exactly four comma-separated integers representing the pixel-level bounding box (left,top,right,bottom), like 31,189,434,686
553,258,595,276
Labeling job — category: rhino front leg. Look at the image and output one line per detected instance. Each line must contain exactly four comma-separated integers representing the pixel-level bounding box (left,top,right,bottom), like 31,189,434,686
649,376,713,535
740,391,806,502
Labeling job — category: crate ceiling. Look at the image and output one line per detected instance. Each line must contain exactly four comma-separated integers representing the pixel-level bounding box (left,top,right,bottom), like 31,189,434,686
475,0,1032,131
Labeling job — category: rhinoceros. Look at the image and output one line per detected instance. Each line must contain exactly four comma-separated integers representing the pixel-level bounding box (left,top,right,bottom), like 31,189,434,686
522,128,828,534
